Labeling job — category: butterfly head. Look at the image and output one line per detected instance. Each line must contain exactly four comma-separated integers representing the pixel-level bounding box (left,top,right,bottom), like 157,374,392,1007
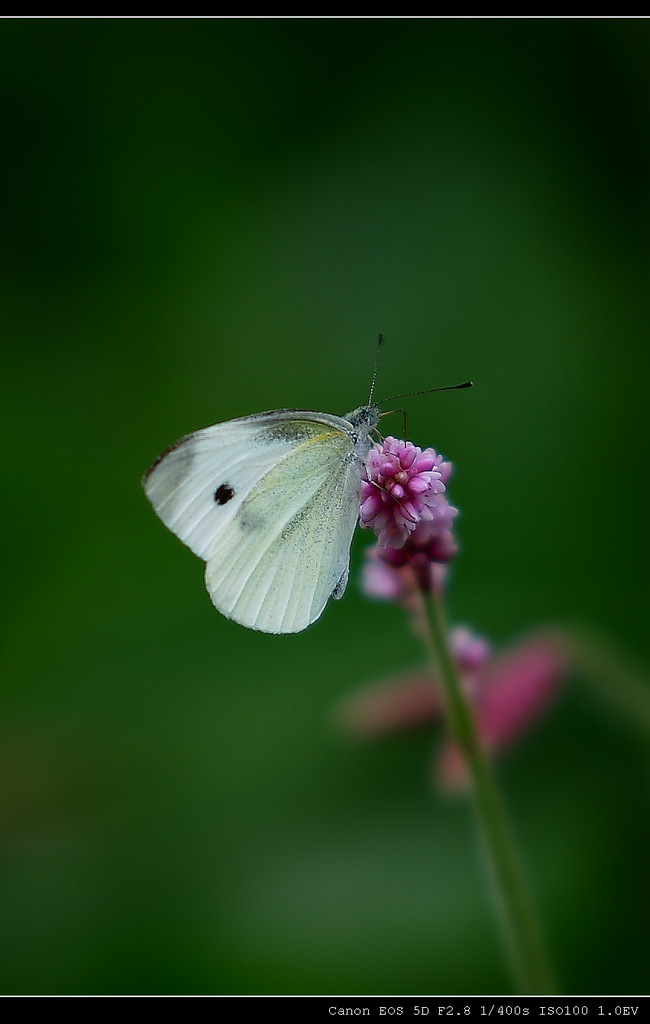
345,402,382,433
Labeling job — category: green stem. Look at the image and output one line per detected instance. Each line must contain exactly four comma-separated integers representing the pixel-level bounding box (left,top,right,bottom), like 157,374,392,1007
420,584,555,994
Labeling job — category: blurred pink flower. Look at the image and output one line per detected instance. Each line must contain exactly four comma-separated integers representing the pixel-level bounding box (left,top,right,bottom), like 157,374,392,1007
361,528,454,608
337,629,569,793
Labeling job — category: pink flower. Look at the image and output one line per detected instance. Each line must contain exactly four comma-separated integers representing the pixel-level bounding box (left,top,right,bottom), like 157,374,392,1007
361,517,458,609
359,439,459,599
450,626,493,673
336,630,569,793
362,545,414,604
360,438,451,549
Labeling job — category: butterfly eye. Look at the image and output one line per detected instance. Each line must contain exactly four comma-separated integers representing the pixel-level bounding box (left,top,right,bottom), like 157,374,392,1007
214,483,235,505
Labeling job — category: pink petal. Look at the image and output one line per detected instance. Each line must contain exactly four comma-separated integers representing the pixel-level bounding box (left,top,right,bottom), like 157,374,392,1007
362,494,383,517
408,477,430,495
400,446,418,469
338,672,444,737
474,634,569,749
400,500,420,523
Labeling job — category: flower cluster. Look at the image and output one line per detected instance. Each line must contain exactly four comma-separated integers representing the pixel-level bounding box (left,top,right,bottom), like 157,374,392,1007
359,438,454,550
360,437,459,599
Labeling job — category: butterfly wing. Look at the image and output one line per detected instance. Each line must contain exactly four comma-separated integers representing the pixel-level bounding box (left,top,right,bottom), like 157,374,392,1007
143,411,365,633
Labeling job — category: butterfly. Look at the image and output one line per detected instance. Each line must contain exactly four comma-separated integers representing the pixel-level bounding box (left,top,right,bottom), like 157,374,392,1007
143,336,470,635
143,402,382,634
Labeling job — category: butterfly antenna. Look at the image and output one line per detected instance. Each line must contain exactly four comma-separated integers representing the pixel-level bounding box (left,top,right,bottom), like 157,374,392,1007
367,332,384,406
378,379,473,404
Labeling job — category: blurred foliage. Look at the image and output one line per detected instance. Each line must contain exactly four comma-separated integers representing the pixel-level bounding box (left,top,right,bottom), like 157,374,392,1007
0,18,649,994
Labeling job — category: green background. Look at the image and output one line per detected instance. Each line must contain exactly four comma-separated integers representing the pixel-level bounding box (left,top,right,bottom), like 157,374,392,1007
1,19,649,994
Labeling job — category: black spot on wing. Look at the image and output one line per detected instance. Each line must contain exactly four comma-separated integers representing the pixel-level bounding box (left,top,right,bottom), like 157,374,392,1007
214,483,235,505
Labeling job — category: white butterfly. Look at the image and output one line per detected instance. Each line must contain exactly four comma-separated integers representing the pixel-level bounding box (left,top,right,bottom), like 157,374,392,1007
143,403,382,634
